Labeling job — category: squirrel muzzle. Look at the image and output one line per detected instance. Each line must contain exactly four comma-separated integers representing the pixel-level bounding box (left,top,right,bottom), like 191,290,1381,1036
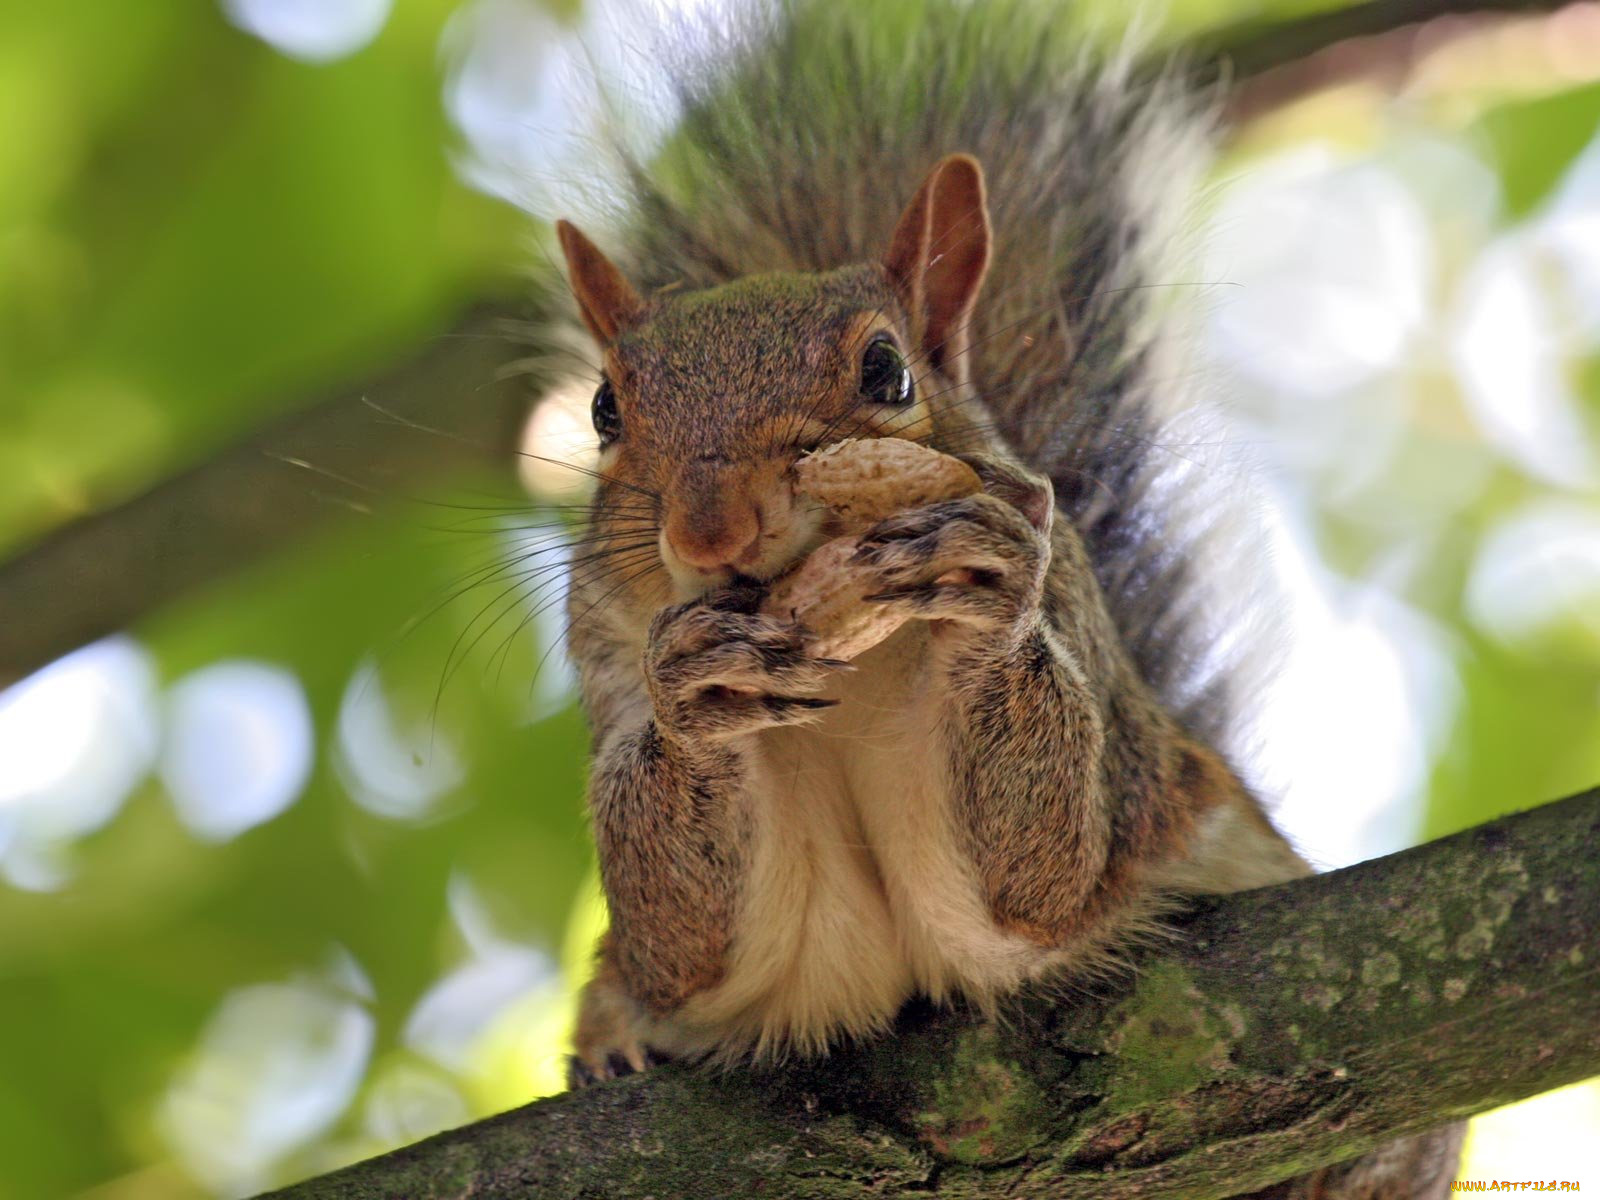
663,459,763,573
659,455,820,595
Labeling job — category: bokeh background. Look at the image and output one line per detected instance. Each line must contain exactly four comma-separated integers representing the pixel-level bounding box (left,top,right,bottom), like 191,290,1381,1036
2,1,1598,1196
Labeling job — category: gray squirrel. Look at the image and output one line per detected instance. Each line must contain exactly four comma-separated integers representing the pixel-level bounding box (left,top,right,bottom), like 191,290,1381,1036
547,1,1463,1193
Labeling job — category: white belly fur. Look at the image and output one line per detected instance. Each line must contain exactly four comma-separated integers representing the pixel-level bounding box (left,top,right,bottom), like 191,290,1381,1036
666,624,1063,1061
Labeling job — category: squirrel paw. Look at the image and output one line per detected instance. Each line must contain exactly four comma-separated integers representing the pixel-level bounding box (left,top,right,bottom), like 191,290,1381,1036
645,585,850,742
849,491,1051,636
567,1044,674,1090
569,942,674,1090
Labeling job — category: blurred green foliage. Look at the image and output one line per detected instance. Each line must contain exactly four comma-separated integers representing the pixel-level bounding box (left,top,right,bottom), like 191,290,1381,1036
1476,81,1600,219
1,2,1597,1198
0,4,552,1197
0,1,521,559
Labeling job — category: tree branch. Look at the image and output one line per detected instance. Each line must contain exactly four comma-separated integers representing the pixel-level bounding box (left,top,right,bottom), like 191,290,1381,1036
1195,0,1571,82
0,305,533,684
1192,0,1579,119
256,788,1600,1200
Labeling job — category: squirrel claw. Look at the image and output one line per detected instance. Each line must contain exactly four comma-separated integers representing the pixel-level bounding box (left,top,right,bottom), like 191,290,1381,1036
645,601,845,740
767,695,838,712
566,1045,670,1089
845,491,1049,636
862,585,969,610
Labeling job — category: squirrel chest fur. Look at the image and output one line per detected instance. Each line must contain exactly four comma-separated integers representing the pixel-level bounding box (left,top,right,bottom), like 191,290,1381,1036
577,546,1302,1068
676,622,1076,1060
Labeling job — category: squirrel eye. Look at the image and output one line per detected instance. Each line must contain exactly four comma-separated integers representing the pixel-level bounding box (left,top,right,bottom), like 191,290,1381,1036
592,379,622,446
859,337,913,407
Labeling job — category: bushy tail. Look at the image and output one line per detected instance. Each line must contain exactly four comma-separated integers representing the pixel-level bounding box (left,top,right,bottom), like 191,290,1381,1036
577,0,1275,756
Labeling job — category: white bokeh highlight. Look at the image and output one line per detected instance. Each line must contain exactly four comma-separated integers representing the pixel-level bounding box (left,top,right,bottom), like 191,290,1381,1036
1200,141,1468,867
442,0,770,213
222,0,392,63
1539,129,1600,333
1467,501,1600,649
335,659,464,821
442,0,577,208
1452,236,1599,489
159,951,375,1196
403,874,556,1072
1247,497,1460,867
162,660,315,842
519,380,599,501
0,637,159,890
1206,146,1431,401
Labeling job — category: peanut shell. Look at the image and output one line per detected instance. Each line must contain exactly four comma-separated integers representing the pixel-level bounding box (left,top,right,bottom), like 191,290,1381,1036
791,438,981,531
766,438,983,660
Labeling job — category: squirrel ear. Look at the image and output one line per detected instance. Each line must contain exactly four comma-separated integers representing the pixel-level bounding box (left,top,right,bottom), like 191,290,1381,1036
556,220,644,344
882,154,991,379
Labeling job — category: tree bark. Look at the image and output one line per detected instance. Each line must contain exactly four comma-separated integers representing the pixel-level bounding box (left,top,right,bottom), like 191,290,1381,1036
255,787,1600,1200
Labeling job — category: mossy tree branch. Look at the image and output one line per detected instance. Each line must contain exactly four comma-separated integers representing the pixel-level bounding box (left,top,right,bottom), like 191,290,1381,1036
257,787,1600,1200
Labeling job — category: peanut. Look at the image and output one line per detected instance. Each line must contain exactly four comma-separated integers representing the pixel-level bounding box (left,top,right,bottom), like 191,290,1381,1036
766,439,981,659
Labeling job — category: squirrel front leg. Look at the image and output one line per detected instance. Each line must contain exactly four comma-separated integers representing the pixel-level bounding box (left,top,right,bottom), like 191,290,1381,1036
569,587,844,1085
852,455,1207,947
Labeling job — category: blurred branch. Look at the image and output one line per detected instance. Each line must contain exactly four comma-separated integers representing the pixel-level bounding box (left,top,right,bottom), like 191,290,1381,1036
258,788,1600,1200
1193,0,1582,117
0,304,533,684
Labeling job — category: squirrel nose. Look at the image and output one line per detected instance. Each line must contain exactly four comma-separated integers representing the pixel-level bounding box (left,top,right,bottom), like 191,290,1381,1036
664,499,762,571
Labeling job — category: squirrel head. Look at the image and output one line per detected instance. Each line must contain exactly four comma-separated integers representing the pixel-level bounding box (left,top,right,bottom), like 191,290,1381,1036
557,154,991,603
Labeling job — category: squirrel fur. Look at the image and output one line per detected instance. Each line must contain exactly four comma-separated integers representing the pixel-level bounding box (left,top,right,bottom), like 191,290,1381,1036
547,1,1463,1193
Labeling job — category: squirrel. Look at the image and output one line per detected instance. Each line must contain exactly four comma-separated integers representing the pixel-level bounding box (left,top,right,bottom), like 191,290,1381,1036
544,0,1464,1194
